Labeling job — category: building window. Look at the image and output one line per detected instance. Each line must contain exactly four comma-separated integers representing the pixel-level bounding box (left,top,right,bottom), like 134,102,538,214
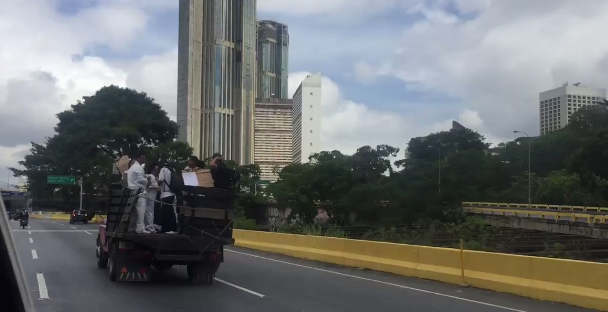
310,142,313,146
310,130,313,133
310,92,313,95
310,105,313,108
310,117,312,121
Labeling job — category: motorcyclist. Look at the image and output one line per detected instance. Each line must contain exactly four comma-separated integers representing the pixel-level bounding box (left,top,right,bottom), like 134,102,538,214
16,209,24,220
19,209,28,226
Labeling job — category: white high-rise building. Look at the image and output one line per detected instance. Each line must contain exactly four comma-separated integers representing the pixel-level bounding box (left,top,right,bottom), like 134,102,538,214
254,98,293,181
292,73,322,163
539,82,606,135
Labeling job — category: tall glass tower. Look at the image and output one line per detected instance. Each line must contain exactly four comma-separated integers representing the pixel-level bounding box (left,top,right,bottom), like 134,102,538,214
177,0,257,165
256,20,289,99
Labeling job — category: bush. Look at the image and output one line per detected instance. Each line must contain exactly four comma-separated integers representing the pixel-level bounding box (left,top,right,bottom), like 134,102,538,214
234,218,257,230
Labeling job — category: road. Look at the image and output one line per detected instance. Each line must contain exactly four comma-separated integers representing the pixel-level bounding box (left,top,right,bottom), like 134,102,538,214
10,219,596,312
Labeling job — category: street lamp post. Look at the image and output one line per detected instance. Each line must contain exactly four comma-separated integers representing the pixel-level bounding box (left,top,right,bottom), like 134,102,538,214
428,146,441,194
513,130,531,205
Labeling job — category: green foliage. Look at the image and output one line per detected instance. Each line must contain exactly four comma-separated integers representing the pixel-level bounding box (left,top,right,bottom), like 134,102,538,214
12,85,191,202
234,218,257,230
265,107,608,227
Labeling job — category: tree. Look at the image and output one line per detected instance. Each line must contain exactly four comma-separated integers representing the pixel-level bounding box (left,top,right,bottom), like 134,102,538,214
14,85,190,203
55,85,179,158
407,128,489,161
535,170,604,206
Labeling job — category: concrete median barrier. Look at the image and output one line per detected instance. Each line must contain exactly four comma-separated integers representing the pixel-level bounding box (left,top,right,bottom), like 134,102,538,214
233,229,608,311
29,213,106,223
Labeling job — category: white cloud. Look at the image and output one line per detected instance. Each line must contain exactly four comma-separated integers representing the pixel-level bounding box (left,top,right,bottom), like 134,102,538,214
288,72,432,154
0,0,160,176
123,49,179,118
258,0,402,18
376,0,608,140
352,61,377,85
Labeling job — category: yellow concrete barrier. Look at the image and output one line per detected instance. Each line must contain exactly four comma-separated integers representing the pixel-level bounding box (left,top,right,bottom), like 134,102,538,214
233,230,608,311
29,214,106,223
464,251,608,311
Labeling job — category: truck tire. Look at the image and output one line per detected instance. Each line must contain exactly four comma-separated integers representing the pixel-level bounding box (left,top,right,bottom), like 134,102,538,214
108,243,118,281
187,262,217,285
96,237,109,268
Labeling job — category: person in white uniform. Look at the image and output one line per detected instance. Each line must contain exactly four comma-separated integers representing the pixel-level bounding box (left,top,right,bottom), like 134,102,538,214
127,151,150,234
144,162,161,233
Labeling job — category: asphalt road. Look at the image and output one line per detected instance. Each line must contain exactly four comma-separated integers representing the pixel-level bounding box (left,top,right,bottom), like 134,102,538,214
10,219,597,312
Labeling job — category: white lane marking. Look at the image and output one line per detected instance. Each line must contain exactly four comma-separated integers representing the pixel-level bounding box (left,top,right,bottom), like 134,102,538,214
52,221,56,224
31,249,38,259
214,277,266,298
225,249,527,312
13,230,98,233
29,238,33,244
70,226,77,229
37,273,50,300
84,231,93,235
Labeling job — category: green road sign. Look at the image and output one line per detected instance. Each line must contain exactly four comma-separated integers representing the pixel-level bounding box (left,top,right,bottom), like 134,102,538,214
47,175,76,185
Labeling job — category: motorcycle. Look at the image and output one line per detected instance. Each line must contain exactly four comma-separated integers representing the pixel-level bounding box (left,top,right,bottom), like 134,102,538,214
19,216,28,229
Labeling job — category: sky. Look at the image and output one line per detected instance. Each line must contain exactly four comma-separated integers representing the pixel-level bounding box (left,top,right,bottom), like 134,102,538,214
2,0,608,189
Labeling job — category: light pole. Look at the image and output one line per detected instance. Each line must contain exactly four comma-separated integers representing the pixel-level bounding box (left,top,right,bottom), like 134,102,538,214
428,146,441,194
513,130,531,205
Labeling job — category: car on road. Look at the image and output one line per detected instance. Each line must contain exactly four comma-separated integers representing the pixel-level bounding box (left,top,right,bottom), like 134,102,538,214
70,209,88,224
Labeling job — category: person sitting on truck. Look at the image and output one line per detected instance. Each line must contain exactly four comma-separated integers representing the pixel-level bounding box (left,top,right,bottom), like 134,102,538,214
144,162,161,233
209,153,236,189
127,150,150,234
158,161,178,234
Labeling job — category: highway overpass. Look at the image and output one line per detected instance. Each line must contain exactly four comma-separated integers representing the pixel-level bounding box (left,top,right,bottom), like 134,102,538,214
463,202,608,239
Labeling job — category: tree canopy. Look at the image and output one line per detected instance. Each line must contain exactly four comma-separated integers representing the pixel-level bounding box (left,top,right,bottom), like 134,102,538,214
267,104,608,226
12,85,192,202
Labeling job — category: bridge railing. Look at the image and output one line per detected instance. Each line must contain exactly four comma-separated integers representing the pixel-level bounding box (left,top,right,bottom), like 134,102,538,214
462,202,608,213
463,206,608,225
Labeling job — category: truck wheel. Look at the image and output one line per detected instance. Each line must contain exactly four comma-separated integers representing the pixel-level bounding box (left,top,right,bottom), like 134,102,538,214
96,237,109,268
187,262,216,285
108,243,118,281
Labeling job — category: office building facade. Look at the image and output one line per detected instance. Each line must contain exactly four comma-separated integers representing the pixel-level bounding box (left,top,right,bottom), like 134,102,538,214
256,20,289,99
177,0,257,165
292,73,322,163
539,82,606,135
254,98,293,181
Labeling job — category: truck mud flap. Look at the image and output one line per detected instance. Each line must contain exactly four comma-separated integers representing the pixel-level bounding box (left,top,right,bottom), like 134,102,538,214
118,266,151,282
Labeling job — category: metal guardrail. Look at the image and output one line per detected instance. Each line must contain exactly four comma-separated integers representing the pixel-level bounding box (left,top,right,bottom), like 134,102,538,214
462,202,608,213
464,206,608,225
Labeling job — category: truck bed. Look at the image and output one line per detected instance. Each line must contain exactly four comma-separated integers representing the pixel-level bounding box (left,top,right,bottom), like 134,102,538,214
106,231,234,261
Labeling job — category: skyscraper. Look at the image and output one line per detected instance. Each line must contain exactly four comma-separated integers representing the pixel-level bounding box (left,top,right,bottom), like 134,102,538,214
539,82,606,135
254,98,293,181
256,20,289,99
292,73,322,163
177,0,257,165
